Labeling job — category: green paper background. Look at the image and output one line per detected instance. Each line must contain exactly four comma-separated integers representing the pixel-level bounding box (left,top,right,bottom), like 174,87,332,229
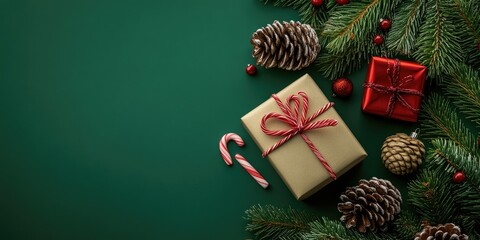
0,1,418,239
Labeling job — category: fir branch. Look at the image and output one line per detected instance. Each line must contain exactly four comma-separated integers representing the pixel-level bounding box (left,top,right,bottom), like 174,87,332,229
426,139,480,233
304,218,397,240
467,47,480,71
262,0,331,32
442,64,480,128
420,92,477,155
393,210,422,240
407,168,457,225
322,0,402,54
303,218,351,240
386,0,427,55
450,0,480,72
413,0,464,78
262,0,304,8
451,0,480,44
244,205,319,240
316,40,381,79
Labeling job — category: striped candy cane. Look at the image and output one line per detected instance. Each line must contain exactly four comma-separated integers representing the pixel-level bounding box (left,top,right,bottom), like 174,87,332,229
234,154,269,189
219,133,244,166
219,133,269,189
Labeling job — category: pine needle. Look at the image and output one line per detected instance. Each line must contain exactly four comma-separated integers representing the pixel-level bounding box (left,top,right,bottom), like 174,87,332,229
244,205,319,240
407,168,456,225
442,64,480,128
412,0,464,78
421,139,480,233
420,93,477,156
304,217,398,240
386,0,426,55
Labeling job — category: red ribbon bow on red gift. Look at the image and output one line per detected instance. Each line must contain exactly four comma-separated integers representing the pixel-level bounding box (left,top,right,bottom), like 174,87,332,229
363,59,424,117
260,91,338,180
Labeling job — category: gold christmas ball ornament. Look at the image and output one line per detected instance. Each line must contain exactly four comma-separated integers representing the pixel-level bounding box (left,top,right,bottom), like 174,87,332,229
381,129,425,175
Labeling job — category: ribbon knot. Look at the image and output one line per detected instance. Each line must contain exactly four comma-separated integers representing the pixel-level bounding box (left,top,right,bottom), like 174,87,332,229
260,91,338,180
363,58,424,118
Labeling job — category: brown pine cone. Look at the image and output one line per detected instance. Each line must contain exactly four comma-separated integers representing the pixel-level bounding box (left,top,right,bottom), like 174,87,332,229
250,20,320,71
381,133,425,175
337,177,402,233
414,223,468,240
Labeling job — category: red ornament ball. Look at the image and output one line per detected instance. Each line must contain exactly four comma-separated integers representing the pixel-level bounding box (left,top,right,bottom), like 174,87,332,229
380,18,392,31
373,34,384,45
246,64,257,76
336,0,349,5
332,77,353,98
453,171,466,183
311,0,324,8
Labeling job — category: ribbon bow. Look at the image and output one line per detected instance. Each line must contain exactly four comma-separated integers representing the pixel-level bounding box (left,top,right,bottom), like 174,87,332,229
260,91,338,179
363,58,424,117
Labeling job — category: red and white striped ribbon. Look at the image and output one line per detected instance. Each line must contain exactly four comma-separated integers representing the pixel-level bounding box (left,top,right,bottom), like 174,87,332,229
260,91,338,180
219,133,269,189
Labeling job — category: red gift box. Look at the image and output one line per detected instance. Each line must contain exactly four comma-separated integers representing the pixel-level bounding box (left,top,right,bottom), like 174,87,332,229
361,56,427,122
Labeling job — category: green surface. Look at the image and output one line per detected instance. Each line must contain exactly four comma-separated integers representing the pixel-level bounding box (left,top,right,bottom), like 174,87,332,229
0,1,418,239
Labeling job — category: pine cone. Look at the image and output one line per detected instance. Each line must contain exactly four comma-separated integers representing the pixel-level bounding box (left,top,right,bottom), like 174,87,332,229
337,177,402,233
381,133,425,175
415,223,468,240
250,20,320,71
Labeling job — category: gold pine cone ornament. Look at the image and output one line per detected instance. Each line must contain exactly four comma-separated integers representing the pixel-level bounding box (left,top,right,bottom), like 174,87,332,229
381,130,425,175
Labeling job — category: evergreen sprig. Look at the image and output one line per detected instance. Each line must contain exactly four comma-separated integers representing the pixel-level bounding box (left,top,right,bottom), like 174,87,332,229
467,48,480,71
393,210,422,240
262,0,332,32
302,217,351,240
244,205,319,240
420,92,478,155
407,139,480,235
386,0,426,55
261,0,479,80
429,139,480,234
316,39,379,79
322,0,401,54
451,0,480,72
407,168,456,226
304,217,397,240
442,64,480,128
413,0,464,78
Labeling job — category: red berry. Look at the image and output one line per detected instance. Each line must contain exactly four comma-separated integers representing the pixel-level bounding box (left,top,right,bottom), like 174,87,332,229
246,64,257,76
373,34,384,45
453,171,466,183
380,18,391,31
332,77,353,98
336,0,350,5
311,0,324,8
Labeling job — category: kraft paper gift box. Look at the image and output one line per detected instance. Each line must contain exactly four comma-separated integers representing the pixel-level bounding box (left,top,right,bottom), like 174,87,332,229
241,74,367,200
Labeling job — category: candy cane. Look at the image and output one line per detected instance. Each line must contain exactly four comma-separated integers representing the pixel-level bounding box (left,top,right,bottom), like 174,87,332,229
220,133,244,166
219,133,269,189
234,154,269,189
